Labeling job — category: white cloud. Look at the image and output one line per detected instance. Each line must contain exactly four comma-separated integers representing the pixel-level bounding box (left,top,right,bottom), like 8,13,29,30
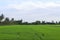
1,0,60,22
6,1,60,10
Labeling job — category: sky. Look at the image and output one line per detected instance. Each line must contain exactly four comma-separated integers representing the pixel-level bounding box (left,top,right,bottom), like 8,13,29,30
0,0,60,22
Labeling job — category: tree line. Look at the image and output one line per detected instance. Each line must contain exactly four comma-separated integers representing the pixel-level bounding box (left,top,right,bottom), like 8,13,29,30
0,14,60,25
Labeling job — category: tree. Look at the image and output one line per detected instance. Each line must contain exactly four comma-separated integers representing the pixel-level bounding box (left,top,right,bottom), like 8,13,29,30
56,21,58,24
59,21,60,24
4,17,10,24
35,21,41,24
14,19,23,24
31,21,41,25
10,18,14,24
11,18,14,22
0,14,4,23
51,20,55,24
23,22,28,24
42,21,45,24
5,17,9,22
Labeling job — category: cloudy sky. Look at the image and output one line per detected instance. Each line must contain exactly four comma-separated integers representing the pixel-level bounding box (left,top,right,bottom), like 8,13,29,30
0,0,60,22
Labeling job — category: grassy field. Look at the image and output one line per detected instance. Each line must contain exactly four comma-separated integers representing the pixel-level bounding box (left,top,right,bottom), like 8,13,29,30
0,25,60,40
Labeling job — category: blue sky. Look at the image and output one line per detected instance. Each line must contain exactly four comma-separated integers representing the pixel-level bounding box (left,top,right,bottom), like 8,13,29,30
0,0,60,22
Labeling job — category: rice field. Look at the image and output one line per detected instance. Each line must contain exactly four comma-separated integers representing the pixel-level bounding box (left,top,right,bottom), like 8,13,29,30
0,25,60,40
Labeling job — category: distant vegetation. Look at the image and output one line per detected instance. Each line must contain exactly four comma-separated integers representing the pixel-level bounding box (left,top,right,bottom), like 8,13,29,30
0,14,60,25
